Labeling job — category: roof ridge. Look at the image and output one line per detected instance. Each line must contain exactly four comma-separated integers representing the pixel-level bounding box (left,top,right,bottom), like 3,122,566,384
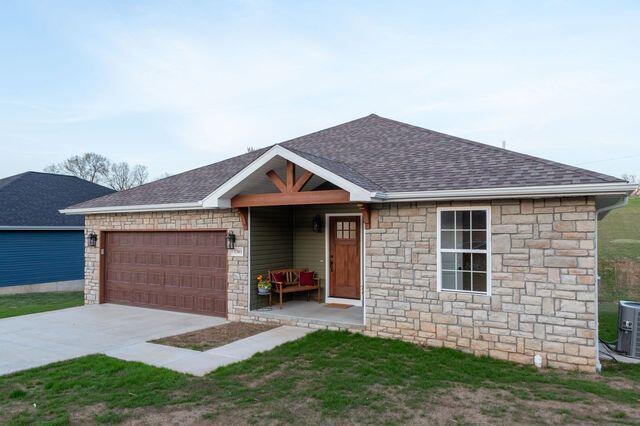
279,114,377,146
372,115,623,184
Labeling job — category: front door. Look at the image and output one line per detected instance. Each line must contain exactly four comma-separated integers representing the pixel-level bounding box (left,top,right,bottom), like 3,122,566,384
329,216,361,300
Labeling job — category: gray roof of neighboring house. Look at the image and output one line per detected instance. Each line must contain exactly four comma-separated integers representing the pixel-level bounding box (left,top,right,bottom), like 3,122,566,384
0,172,114,226
67,114,624,209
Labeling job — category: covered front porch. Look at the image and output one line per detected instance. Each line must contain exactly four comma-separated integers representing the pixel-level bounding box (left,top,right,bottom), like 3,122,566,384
247,203,365,327
214,148,370,328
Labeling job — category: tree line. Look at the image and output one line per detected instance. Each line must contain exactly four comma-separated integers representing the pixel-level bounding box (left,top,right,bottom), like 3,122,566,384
44,153,165,191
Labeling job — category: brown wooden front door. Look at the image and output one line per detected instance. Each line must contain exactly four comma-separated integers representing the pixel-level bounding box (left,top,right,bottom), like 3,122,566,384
103,231,227,317
329,216,361,300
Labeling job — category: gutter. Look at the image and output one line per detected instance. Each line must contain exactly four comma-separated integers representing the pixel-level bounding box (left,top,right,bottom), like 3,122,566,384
373,182,638,202
60,182,637,215
593,194,629,372
60,201,203,215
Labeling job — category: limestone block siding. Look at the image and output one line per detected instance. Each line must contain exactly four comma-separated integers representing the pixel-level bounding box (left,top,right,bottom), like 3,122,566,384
84,196,598,371
365,197,597,371
83,210,248,320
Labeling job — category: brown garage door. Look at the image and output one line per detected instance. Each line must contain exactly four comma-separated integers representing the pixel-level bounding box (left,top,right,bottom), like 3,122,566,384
103,231,227,317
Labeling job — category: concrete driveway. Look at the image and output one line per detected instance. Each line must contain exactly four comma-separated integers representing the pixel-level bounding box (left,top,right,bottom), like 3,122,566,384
0,304,226,376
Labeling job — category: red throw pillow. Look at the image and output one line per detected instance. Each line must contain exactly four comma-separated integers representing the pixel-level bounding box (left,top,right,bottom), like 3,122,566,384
299,271,315,286
271,272,285,283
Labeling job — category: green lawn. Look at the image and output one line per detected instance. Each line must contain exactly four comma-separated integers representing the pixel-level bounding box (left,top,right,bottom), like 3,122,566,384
596,196,639,343
599,197,640,262
0,292,84,319
598,196,640,302
2,330,640,425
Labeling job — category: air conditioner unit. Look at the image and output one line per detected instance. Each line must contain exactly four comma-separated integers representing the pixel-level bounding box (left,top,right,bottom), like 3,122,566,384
615,301,640,358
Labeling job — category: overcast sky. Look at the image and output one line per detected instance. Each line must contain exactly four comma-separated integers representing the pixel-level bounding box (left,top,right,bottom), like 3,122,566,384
1,1,639,181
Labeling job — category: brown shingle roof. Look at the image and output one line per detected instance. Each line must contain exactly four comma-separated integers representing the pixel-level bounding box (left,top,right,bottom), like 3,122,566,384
68,114,623,209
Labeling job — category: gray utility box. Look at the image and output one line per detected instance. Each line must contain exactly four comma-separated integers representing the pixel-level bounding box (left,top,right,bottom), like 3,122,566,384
615,301,640,358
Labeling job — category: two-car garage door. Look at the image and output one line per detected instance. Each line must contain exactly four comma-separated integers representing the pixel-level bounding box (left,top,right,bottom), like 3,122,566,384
103,231,227,317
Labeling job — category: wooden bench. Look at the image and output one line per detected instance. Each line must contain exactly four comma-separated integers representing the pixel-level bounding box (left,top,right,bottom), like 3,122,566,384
268,268,321,309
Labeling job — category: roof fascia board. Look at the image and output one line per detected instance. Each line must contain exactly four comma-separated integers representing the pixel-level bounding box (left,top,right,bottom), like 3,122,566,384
60,202,203,215
202,145,373,207
375,182,638,202
0,226,85,230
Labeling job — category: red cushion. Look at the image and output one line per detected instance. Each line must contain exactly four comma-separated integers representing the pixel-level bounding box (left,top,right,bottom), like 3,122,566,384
299,271,315,286
271,272,285,283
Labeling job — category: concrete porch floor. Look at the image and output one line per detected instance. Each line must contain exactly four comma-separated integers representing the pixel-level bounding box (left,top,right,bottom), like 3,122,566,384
252,300,364,328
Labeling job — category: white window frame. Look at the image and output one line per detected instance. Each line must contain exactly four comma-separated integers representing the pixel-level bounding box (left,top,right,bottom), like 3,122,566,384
436,206,492,296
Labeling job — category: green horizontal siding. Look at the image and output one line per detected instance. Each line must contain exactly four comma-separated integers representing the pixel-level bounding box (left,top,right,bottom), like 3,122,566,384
249,204,358,307
249,206,293,308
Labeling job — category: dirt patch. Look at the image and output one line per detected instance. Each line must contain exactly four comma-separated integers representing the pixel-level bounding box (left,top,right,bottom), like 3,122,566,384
113,384,640,425
151,322,278,351
600,259,640,302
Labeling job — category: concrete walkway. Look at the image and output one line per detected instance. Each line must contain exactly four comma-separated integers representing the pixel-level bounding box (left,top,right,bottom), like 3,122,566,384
0,303,314,377
105,325,313,376
0,304,226,376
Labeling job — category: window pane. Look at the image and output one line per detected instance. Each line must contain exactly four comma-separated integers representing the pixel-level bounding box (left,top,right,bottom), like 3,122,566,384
442,271,456,289
441,230,455,249
462,253,472,271
349,230,356,239
472,231,486,250
441,211,455,229
350,222,356,230
472,253,486,272
442,252,456,270
462,272,472,291
472,272,487,292
472,210,486,229
456,211,471,229
456,230,471,250
337,222,343,230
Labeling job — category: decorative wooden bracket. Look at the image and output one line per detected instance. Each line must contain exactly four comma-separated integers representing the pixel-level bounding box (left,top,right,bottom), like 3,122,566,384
236,207,249,230
266,161,313,194
357,203,371,229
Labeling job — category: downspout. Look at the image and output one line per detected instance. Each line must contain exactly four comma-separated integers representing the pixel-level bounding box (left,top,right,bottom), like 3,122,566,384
594,195,629,372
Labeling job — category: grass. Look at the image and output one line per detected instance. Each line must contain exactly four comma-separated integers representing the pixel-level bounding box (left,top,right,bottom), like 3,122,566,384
599,302,622,343
598,197,640,302
0,291,84,319
599,197,640,262
2,330,640,424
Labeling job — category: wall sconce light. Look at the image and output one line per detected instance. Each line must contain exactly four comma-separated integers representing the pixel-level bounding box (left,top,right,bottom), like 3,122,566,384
87,232,98,247
312,215,323,233
226,231,236,249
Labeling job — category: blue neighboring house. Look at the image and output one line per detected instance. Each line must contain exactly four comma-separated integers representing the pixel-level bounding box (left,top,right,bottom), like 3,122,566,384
0,172,114,290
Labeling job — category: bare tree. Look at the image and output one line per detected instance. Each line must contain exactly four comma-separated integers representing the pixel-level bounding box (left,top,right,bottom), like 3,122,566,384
45,153,150,190
104,162,149,191
44,153,109,183
622,173,637,184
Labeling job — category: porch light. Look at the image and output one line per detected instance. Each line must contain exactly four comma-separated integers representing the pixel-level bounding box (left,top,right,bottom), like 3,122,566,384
226,231,236,249
87,232,98,247
312,215,323,233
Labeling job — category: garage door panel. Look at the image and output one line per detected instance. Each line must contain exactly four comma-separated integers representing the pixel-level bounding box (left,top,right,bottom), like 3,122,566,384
104,231,227,317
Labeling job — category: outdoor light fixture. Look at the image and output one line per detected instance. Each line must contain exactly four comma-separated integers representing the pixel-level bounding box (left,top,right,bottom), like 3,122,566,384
226,231,236,249
312,215,323,233
87,232,98,247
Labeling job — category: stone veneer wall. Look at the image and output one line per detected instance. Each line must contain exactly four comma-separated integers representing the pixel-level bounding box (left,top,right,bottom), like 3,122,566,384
365,197,597,371
83,210,249,320
83,196,598,371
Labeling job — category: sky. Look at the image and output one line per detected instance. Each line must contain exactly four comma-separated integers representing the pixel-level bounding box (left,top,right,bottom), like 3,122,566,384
1,0,639,181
